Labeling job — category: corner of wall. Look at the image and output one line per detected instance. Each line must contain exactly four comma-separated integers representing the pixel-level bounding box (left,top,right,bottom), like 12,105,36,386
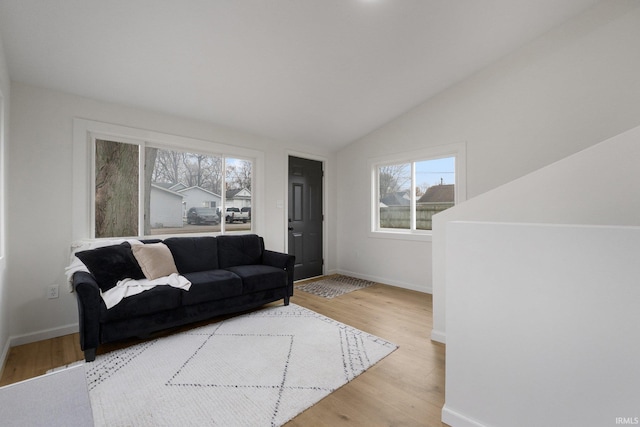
0,30,10,381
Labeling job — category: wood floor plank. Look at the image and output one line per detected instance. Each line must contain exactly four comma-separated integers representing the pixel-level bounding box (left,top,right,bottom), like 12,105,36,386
0,279,449,426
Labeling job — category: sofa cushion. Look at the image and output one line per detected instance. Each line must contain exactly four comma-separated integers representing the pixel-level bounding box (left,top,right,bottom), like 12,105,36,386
181,270,242,305
131,242,178,280
75,242,144,292
217,234,264,268
164,237,219,273
225,265,287,293
100,285,183,322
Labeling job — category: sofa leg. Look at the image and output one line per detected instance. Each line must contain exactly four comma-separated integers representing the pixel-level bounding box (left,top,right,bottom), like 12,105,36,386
84,348,96,362
284,294,290,306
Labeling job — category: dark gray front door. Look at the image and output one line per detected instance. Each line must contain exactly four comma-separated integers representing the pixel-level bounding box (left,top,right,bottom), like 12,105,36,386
288,156,323,280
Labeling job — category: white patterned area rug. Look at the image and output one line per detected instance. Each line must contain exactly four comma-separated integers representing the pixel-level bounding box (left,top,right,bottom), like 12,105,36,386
84,303,397,426
296,275,376,299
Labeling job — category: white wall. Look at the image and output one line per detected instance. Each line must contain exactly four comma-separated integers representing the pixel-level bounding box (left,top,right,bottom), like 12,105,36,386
444,222,640,427
335,2,640,297
7,82,336,344
0,30,10,370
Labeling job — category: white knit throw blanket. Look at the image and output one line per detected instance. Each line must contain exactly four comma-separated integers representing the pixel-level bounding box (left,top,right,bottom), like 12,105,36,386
64,239,191,309
101,274,191,309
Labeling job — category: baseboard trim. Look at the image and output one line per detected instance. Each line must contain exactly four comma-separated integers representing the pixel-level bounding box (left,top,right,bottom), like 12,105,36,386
335,269,432,294
442,404,487,427
9,323,79,347
431,328,447,344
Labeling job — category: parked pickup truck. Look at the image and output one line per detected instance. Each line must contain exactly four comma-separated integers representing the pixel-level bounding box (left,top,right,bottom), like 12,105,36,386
224,207,249,224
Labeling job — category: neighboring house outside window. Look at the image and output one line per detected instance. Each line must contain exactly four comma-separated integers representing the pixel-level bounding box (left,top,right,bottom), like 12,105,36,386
225,188,252,209
370,143,466,241
417,182,455,231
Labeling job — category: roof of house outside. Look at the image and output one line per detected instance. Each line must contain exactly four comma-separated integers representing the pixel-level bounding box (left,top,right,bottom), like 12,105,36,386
380,191,410,207
154,182,175,189
418,184,454,204
151,183,184,197
176,185,221,198
226,188,251,199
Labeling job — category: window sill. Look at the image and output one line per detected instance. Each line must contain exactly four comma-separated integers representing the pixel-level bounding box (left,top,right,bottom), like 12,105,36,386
368,229,433,242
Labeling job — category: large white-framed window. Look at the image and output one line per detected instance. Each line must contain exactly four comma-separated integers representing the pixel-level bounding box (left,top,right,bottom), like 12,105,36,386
369,142,466,241
72,119,264,241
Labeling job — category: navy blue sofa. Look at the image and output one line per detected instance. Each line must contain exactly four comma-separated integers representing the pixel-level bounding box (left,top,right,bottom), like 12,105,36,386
72,234,294,362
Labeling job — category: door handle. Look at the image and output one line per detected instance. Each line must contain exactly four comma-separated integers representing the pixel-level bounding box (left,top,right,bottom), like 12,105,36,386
288,226,294,231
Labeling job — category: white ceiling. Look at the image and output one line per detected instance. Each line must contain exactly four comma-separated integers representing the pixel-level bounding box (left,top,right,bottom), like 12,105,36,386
0,0,600,150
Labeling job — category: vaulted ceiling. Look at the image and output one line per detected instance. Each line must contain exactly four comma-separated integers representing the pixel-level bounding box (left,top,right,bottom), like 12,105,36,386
0,0,600,150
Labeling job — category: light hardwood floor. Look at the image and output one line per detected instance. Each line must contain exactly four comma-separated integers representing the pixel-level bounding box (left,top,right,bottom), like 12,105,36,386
0,279,448,426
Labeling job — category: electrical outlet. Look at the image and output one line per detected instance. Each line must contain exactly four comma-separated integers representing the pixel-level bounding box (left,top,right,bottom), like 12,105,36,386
47,284,59,299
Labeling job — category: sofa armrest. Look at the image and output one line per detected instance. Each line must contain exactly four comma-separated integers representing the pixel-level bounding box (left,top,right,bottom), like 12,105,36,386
73,271,103,361
262,250,293,270
262,250,295,294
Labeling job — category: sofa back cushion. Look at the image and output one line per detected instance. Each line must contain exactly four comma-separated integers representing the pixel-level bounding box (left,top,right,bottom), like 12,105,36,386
217,234,264,268
164,236,219,273
75,242,145,292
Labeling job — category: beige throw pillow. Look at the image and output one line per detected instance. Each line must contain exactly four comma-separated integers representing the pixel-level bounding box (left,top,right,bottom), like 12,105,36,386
131,242,178,280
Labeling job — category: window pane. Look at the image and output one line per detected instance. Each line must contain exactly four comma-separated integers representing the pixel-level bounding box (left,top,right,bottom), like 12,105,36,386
378,163,411,229
225,158,252,231
416,157,455,230
95,139,139,238
149,148,223,235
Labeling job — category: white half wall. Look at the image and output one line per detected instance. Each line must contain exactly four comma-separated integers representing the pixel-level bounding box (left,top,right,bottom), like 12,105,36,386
336,1,640,297
444,221,640,427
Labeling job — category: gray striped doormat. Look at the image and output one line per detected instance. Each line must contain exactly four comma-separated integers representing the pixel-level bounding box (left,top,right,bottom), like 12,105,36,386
295,275,375,299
